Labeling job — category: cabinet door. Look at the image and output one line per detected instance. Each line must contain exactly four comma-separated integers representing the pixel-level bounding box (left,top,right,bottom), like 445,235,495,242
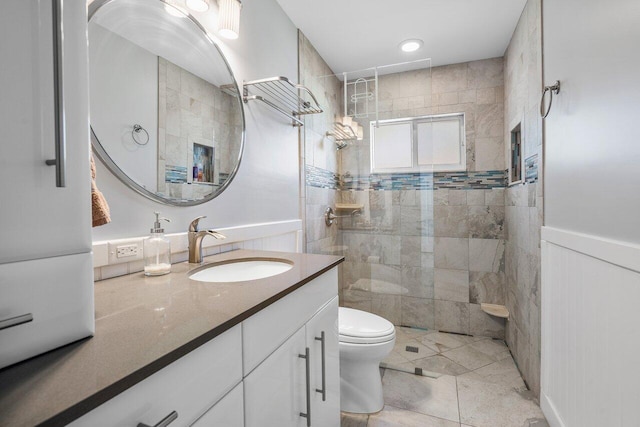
0,0,91,264
306,297,340,427
68,325,242,427
192,382,244,427
244,327,308,427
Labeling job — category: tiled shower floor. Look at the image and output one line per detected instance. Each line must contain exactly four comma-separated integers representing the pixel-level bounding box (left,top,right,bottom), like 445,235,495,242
341,327,548,427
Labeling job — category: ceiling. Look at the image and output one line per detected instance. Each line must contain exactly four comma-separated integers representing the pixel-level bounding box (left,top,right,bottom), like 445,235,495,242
275,0,527,74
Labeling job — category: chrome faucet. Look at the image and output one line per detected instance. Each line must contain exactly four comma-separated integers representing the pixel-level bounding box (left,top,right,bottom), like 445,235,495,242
188,216,226,263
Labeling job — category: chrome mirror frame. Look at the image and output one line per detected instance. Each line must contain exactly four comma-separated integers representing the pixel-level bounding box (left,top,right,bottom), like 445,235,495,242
88,0,245,206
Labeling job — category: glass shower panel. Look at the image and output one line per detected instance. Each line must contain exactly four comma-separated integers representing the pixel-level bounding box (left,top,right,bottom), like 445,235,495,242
300,51,444,374
335,61,436,374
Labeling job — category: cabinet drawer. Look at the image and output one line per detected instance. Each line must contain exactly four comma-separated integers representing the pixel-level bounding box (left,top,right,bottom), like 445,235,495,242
69,325,242,427
0,253,94,369
242,267,338,374
192,382,244,427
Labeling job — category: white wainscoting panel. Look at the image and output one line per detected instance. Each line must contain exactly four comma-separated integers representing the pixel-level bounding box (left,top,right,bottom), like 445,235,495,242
541,227,640,427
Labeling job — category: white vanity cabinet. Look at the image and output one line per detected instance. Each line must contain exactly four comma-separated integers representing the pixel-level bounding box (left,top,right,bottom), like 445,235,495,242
244,327,308,427
306,297,340,427
192,383,244,427
243,269,340,427
0,0,94,371
69,325,243,427
67,267,340,427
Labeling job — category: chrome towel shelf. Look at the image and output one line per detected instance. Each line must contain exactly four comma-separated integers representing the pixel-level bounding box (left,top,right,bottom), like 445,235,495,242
326,122,357,149
241,76,323,127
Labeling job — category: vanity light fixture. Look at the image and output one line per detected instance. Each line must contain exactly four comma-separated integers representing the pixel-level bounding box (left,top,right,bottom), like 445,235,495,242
186,0,210,12
399,39,423,53
218,0,242,39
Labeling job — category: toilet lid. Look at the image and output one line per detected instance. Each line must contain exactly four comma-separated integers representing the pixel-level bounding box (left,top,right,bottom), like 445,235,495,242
339,307,395,343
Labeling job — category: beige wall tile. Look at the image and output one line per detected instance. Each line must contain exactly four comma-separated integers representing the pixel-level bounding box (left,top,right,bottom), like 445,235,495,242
434,237,469,270
401,296,435,329
434,268,470,303
435,300,470,334
433,62,469,94
467,57,504,89
371,293,402,325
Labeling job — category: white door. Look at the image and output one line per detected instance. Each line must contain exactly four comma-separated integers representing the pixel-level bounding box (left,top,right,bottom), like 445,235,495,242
192,382,244,427
306,297,340,427
0,0,91,264
244,327,308,427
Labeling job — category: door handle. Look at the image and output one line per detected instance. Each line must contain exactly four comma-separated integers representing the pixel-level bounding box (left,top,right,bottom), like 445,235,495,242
137,410,178,427
298,348,311,427
0,313,34,331
315,331,326,401
45,0,67,187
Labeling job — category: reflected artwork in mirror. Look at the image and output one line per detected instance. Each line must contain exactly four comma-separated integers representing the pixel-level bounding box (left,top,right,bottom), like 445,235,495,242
88,0,245,205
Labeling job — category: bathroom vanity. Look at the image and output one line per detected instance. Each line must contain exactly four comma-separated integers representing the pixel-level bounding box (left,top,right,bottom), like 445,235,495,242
0,250,342,427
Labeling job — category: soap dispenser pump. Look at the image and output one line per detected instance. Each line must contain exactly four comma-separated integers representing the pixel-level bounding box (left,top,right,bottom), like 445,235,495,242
144,212,171,276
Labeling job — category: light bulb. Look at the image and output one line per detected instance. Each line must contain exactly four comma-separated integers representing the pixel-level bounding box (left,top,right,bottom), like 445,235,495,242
218,0,242,40
186,0,209,12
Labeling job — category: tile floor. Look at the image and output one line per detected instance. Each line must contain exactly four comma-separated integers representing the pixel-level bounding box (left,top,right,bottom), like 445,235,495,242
341,327,548,427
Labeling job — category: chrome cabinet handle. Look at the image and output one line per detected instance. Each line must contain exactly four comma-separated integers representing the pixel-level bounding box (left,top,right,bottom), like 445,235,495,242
315,331,326,401
137,411,178,427
0,313,34,331
298,348,311,427
45,0,67,187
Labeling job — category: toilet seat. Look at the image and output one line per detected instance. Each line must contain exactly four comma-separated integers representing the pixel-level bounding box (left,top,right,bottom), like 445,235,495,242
339,307,396,344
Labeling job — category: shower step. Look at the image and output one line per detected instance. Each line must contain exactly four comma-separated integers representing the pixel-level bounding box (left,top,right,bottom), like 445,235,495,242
481,303,510,319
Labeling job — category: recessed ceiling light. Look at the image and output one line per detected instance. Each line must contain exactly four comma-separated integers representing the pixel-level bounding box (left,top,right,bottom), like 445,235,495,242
400,39,423,53
186,0,210,12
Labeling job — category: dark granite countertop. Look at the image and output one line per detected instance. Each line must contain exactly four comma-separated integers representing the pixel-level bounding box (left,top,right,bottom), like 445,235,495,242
0,250,343,427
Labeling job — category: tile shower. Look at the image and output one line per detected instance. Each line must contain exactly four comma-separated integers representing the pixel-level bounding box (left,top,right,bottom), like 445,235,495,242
302,39,509,327
300,0,542,396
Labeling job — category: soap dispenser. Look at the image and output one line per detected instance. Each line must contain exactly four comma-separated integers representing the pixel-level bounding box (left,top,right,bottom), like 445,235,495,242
144,212,171,276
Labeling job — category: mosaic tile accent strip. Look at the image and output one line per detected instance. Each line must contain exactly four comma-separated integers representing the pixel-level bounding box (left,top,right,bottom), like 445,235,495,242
306,164,339,189
525,155,538,184
340,170,507,191
165,165,187,183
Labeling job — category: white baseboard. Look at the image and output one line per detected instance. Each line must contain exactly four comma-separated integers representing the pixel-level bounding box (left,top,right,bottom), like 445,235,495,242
540,392,566,427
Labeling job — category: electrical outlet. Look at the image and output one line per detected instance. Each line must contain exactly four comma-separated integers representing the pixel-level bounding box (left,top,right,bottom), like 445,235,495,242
116,244,138,258
108,239,144,264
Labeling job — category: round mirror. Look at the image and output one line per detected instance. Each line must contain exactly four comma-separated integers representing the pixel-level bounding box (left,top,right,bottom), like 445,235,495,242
88,0,245,206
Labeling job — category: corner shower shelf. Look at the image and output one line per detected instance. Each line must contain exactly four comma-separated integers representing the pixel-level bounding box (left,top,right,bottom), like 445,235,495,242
242,76,323,127
326,122,357,142
481,303,510,319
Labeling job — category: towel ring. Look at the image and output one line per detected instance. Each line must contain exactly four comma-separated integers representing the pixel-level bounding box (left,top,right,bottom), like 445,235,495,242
132,124,149,146
540,81,560,119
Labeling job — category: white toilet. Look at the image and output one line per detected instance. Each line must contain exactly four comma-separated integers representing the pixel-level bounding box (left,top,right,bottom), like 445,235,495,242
338,307,396,414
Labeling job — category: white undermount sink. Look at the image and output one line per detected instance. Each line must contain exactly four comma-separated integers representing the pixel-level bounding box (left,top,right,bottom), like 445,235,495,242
189,258,293,283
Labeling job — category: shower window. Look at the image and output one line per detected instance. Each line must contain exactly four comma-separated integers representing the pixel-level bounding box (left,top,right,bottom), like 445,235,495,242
370,113,466,173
